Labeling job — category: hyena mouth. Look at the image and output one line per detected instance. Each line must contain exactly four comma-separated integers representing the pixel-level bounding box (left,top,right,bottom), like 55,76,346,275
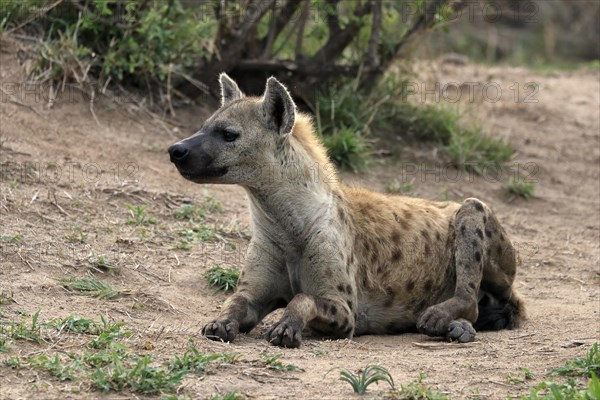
179,167,229,181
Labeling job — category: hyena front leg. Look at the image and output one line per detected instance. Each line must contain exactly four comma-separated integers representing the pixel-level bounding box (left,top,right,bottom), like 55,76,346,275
417,198,489,343
202,239,289,342
267,238,356,348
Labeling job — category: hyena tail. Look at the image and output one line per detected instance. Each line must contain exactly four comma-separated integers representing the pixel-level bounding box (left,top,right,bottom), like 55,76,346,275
474,289,526,331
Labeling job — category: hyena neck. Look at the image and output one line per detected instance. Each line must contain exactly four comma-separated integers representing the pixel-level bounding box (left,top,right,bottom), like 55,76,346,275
243,117,339,249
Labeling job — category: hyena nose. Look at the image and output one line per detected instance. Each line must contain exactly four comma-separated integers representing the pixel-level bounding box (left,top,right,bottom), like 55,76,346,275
168,143,189,163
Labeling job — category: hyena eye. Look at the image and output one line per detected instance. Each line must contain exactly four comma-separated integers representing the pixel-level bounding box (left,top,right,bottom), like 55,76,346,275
223,129,240,142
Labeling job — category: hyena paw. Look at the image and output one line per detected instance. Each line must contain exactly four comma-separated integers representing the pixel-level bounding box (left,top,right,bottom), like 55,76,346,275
416,305,454,337
266,318,302,348
447,319,476,343
202,319,239,343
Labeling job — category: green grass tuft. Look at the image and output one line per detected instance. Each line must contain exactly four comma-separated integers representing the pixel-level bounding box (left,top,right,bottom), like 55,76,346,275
126,204,157,226
550,343,600,378
28,354,78,381
385,178,414,195
0,309,43,343
506,176,536,200
210,391,245,400
0,234,22,244
204,266,239,292
90,353,186,394
339,364,395,395
260,352,303,372
88,316,131,349
322,127,371,173
58,277,119,299
382,374,447,399
45,315,100,334
522,373,600,399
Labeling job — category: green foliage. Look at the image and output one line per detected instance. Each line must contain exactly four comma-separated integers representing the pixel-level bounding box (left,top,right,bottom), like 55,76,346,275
88,316,131,349
317,75,410,171
90,352,186,394
58,277,119,299
173,196,223,221
322,127,370,172
0,291,13,305
522,373,600,400
127,204,157,226
550,343,600,378
28,354,78,381
204,266,239,292
20,1,216,90
0,336,10,352
183,224,216,243
210,391,245,400
260,352,303,372
383,375,448,400
446,125,513,173
0,309,43,343
506,176,536,200
46,315,100,334
0,234,22,244
385,178,414,195
338,364,395,395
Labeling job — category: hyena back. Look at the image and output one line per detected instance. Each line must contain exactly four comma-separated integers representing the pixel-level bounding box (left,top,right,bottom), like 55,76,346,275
168,74,525,347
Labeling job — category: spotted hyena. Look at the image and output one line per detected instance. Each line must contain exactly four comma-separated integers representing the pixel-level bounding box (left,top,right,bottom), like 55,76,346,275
168,74,525,347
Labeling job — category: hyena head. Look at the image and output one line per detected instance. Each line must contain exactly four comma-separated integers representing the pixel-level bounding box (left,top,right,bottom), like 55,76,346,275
168,73,296,185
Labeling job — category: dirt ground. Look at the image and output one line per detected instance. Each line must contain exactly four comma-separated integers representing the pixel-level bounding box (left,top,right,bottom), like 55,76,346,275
1,39,599,399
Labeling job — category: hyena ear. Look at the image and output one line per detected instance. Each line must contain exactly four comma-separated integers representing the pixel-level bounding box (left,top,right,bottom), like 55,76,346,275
219,73,244,107
262,77,296,137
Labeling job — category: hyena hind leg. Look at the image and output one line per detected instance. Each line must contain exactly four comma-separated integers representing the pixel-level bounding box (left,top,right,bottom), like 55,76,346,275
417,198,489,342
475,209,525,331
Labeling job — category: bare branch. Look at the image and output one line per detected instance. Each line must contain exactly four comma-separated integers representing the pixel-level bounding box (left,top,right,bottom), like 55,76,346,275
260,0,303,57
294,0,310,61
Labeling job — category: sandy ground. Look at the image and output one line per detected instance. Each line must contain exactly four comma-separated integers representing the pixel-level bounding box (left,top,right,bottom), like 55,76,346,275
1,39,599,399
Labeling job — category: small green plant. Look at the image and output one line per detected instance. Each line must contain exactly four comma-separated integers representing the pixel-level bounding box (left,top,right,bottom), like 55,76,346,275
322,127,370,172
89,316,131,349
173,204,197,220
506,176,536,200
204,266,239,292
338,364,394,395
210,391,245,400
0,336,10,352
0,291,13,305
260,352,303,372
168,347,222,375
58,277,119,299
385,178,415,195
66,225,87,243
1,309,43,343
383,374,447,400
183,224,216,242
0,234,22,244
550,343,600,378
446,126,513,173
174,197,223,221
126,204,157,226
524,368,536,380
522,373,600,400
91,353,186,394
3,356,23,368
29,354,78,381
46,315,100,334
